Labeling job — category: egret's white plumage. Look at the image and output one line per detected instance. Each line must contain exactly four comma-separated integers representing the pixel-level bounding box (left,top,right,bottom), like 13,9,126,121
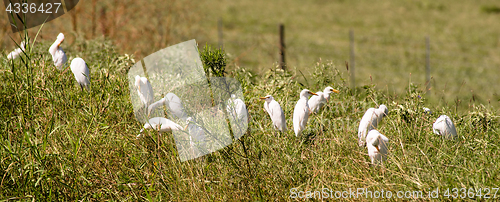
135,75,154,109
137,117,183,138
227,94,249,125
186,117,206,143
366,130,389,165
308,86,340,114
148,93,187,120
7,41,25,60
432,115,457,139
260,95,286,132
186,117,207,158
49,33,68,70
69,58,90,91
293,89,318,137
358,104,389,147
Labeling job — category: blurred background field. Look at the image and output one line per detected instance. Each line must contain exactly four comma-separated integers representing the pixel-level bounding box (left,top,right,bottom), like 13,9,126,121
2,0,500,110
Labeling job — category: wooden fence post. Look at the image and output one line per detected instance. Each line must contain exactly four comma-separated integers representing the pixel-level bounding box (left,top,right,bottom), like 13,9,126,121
425,36,431,95
279,24,286,70
349,29,355,93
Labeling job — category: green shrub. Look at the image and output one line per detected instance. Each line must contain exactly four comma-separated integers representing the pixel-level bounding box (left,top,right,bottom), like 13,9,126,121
200,44,226,78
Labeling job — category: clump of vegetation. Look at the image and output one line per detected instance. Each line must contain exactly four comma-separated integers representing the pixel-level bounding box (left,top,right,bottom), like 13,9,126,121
200,44,226,77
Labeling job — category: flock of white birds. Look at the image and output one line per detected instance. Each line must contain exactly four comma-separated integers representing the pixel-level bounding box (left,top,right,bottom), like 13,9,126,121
134,75,208,158
260,86,458,166
132,74,459,164
7,33,91,91
7,36,458,163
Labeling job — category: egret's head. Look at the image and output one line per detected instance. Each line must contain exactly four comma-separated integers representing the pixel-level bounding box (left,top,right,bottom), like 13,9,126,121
379,104,389,117
423,107,432,115
366,130,381,152
231,94,237,99
57,33,65,41
56,33,65,46
300,89,317,98
259,95,274,102
324,86,340,94
185,117,194,130
135,75,141,89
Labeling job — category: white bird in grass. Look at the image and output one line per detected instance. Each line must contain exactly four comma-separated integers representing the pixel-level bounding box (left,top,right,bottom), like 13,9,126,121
69,58,90,91
227,94,249,138
226,94,249,125
135,75,154,109
308,86,340,114
137,117,184,138
358,104,389,147
432,115,457,139
48,33,68,70
148,93,187,120
366,129,389,165
186,117,206,157
293,89,318,137
7,41,25,60
260,95,286,132
423,107,432,115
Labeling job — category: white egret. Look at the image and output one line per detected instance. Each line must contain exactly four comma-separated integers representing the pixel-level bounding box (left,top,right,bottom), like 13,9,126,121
366,129,389,165
293,89,318,137
181,117,210,160
69,58,90,91
423,107,432,115
358,104,389,147
48,33,68,70
186,117,207,157
226,94,249,124
260,95,286,132
7,41,25,60
186,117,206,143
148,93,187,120
227,94,249,137
135,75,154,109
308,86,340,114
137,117,183,138
432,115,457,139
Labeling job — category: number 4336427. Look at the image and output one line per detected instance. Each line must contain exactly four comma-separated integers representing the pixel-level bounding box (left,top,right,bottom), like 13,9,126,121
5,3,62,14
443,188,499,199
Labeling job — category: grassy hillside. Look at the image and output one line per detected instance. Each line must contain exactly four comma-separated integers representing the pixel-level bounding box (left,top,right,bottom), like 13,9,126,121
1,33,499,200
2,0,500,110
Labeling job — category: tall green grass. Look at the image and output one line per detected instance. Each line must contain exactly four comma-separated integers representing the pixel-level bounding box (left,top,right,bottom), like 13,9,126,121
2,34,499,200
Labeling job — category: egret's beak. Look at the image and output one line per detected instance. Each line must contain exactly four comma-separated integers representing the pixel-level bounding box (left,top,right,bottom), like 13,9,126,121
184,124,189,130
376,146,380,153
332,89,340,93
311,92,318,96
259,97,267,100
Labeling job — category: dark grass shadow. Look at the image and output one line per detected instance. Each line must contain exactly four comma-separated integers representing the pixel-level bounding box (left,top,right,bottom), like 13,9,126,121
301,131,317,145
